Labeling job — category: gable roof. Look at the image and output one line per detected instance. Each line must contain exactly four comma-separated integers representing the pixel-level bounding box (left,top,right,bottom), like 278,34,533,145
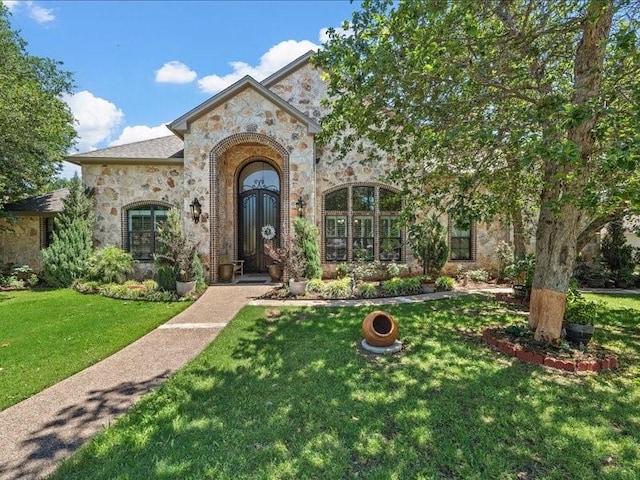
4,188,69,214
168,68,321,138
261,50,315,88
67,135,184,165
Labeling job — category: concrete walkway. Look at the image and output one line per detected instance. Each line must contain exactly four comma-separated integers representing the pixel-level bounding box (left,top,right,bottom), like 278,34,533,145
0,285,270,480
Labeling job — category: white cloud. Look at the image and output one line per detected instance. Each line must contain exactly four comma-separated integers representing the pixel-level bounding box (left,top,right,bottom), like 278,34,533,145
155,61,197,84
63,90,124,152
2,1,20,12
319,26,352,44
198,39,319,94
109,124,171,146
3,1,55,23
27,2,54,23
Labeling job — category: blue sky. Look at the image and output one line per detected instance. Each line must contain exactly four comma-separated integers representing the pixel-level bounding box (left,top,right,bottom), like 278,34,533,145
3,0,357,177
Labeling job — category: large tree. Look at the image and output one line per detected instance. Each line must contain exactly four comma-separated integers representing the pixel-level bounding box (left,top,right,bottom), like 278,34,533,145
316,0,640,343
0,4,76,209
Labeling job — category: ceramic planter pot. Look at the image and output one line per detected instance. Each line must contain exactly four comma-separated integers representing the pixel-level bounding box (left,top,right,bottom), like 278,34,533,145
219,263,234,283
513,284,530,299
268,264,283,282
289,278,308,295
362,310,398,347
565,323,595,345
176,280,196,297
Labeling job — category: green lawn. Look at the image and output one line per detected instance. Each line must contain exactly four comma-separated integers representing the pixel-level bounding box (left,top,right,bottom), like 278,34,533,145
0,289,189,410
53,293,640,479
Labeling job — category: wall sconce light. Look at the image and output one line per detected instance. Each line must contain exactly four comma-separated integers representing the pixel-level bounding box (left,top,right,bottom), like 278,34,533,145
295,197,306,218
190,198,202,224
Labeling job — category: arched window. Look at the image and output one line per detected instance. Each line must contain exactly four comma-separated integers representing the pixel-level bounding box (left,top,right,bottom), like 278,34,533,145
125,204,169,260
323,185,402,263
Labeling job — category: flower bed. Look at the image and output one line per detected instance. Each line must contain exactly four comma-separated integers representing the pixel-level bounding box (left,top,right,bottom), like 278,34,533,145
483,327,618,373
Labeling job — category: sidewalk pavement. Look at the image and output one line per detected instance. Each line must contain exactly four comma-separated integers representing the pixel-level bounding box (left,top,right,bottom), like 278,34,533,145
0,285,270,480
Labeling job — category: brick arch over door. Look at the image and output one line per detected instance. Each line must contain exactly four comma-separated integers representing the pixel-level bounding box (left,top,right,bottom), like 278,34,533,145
209,133,290,282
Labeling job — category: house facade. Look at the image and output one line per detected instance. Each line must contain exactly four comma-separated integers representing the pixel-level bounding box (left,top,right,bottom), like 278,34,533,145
2,51,509,282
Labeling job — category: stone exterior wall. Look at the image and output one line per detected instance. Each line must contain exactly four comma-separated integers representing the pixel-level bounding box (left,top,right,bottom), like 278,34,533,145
83,163,184,254
0,216,43,271
183,87,316,280
268,62,329,122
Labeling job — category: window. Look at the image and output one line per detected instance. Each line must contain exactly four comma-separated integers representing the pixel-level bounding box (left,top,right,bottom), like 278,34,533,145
323,185,402,262
450,219,473,261
40,217,55,249
126,205,169,260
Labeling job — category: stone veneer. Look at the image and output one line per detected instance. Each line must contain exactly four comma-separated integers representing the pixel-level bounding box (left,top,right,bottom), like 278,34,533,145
82,163,184,253
0,216,43,271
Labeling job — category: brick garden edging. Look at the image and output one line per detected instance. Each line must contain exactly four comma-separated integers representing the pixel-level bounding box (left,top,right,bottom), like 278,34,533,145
483,328,618,373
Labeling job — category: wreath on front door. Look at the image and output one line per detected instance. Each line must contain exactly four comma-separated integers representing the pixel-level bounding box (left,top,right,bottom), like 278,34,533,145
261,224,276,241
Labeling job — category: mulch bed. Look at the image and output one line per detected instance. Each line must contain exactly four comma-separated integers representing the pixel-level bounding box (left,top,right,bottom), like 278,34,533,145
483,326,618,373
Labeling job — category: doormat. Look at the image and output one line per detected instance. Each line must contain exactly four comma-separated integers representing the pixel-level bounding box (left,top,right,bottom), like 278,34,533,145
236,279,269,284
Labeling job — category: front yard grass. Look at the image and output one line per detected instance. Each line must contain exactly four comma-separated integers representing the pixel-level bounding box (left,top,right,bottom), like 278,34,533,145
53,293,639,479
0,289,189,410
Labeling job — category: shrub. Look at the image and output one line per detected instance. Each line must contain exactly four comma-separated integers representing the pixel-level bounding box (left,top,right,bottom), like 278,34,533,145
504,254,536,287
323,278,352,298
154,208,199,282
306,278,326,294
408,213,449,276
495,241,515,279
87,246,134,284
192,252,206,289
465,268,489,282
386,262,409,278
293,217,322,280
42,177,94,287
601,218,635,286
336,262,349,279
73,280,100,294
435,276,455,291
564,285,599,326
380,277,421,296
155,265,177,291
356,282,378,298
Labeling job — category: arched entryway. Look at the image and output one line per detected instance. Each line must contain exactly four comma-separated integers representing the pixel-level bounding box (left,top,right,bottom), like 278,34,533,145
238,160,280,272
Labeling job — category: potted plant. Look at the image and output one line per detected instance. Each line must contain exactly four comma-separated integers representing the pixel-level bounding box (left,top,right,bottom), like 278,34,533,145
263,241,285,282
286,241,309,295
154,208,199,296
504,254,535,299
418,274,435,293
564,284,598,345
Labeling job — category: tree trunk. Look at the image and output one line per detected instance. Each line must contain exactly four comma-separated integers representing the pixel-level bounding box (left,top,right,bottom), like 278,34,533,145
529,1,613,342
512,208,527,259
529,200,582,340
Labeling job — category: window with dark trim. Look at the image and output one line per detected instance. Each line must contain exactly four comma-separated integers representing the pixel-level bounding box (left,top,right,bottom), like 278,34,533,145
450,219,473,261
126,205,169,260
40,217,55,248
323,185,402,263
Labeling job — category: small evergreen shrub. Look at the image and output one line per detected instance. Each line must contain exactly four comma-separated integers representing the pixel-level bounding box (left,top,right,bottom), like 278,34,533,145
293,217,322,280
42,177,95,287
435,276,455,291
87,246,134,284
192,252,206,289
601,219,635,286
156,265,177,292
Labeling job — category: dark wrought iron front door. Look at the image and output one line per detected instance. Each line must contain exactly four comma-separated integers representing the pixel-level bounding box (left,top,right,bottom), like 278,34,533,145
238,161,280,273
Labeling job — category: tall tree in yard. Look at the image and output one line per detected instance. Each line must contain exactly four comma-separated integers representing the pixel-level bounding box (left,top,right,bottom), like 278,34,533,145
316,0,640,343
0,4,76,209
